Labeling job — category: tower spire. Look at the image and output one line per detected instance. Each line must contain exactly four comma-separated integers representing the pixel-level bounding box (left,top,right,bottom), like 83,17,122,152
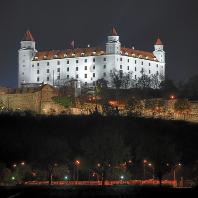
155,37,163,45
23,30,35,41
111,27,118,36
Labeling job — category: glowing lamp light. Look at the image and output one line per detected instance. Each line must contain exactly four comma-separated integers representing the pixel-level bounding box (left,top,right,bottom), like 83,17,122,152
75,160,80,166
11,176,15,181
170,95,176,99
143,160,147,164
120,175,124,180
64,176,68,180
148,163,152,167
13,164,17,168
21,162,25,166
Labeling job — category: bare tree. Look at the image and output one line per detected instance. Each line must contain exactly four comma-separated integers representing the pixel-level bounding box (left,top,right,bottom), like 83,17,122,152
137,69,151,89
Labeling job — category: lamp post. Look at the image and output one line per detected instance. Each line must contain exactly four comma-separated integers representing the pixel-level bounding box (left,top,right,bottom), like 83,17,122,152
75,160,80,182
173,163,182,187
143,160,147,180
148,163,155,180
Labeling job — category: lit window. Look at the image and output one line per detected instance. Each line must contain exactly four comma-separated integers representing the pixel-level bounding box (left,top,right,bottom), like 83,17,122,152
76,67,78,71
104,65,106,69
67,67,69,72
85,74,87,78
93,73,95,77
37,70,39,74
57,68,60,72
85,66,87,70
47,69,49,73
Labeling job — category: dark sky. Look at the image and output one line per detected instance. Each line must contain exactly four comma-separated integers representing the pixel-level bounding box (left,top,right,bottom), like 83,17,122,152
0,0,198,87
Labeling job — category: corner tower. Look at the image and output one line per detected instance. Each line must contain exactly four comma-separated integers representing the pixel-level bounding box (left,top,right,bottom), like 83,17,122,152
153,37,165,63
18,30,36,87
106,27,121,54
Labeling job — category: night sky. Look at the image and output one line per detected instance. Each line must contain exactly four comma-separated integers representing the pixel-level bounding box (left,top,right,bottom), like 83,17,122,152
0,0,198,88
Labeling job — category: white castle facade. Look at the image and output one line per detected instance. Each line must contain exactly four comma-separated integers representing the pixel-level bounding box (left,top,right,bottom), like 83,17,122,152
18,28,165,88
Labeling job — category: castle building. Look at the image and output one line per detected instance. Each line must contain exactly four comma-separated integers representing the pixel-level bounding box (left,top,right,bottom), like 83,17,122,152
18,28,165,88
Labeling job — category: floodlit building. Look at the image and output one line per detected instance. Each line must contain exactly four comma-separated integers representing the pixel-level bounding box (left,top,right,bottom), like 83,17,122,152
18,28,165,88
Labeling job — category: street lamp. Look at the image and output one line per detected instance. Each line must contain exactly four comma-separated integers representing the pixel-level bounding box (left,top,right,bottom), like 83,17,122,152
148,163,155,180
143,160,147,180
75,160,80,181
173,163,182,187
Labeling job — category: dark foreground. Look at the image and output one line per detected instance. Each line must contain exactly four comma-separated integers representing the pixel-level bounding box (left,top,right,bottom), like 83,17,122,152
0,186,197,198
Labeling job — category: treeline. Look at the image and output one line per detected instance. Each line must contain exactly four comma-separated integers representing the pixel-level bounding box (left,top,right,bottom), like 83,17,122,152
0,113,198,184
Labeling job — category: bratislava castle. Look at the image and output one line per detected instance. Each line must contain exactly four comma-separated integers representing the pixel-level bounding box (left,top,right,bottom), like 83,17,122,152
18,28,165,88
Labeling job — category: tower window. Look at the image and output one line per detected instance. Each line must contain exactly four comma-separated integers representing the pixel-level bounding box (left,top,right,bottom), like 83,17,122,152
76,67,78,71
85,82,87,86
57,68,60,72
135,75,136,80
104,65,106,69
37,70,39,74
93,73,95,77
47,69,49,73
85,66,87,70
156,71,159,75
67,75,69,79
127,66,129,70
67,67,69,72
120,65,122,69
37,77,39,82
149,70,151,74
85,74,87,78
47,76,49,81
93,65,95,69
76,74,78,78
135,67,136,71
103,72,106,77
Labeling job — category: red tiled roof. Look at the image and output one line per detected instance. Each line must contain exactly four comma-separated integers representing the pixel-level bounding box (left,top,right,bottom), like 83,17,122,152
23,30,35,41
155,38,163,45
33,47,157,62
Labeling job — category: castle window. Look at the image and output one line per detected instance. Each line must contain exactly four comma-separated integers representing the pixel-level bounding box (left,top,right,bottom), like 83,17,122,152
57,61,60,65
103,58,106,61
32,64,34,67
85,66,87,70
67,67,69,72
156,71,159,75
103,72,106,77
76,60,79,63
85,59,87,63
120,58,122,61
67,75,69,79
47,69,49,73
47,76,49,81
85,74,87,78
37,63,39,66
93,73,95,77
135,60,137,64
120,65,122,69
128,59,129,63
156,64,158,68
149,63,151,66
149,70,151,74
104,65,106,69
37,77,39,82
47,62,49,66
93,81,96,86
135,67,136,71
93,65,95,69
85,82,87,86
57,76,60,80
76,74,78,79
57,68,60,72
93,58,95,62
127,66,129,70
135,75,136,80
67,60,69,64
37,70,39,74
142,61,143,65
76,67,78,71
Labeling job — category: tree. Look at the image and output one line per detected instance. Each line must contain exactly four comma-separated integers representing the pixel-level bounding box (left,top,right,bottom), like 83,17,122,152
150,74,161,89
174,99,191,120
81,130,130,184
137,69,152,89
